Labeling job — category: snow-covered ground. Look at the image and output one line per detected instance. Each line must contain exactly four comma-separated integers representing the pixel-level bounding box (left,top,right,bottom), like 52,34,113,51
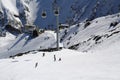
1,30,120,80
1,12,120,57
0,45,120,80
0,31,59,58
0,2,120,79
61,13,120,52
0,32,16,50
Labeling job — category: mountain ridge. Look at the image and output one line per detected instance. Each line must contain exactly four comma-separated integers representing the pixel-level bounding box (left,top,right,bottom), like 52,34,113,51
1,0,120,30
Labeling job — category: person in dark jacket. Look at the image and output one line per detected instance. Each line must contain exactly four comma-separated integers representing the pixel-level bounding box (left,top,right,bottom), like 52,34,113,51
32,29,39,38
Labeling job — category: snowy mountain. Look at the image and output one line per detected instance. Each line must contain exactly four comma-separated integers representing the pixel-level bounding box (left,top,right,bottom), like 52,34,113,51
1,0,120,31
0,1,120,80
0,0,39,34
0,0,120,55
0,12,120,58
60,13,120,52
0,30,63,58
36,0,120,28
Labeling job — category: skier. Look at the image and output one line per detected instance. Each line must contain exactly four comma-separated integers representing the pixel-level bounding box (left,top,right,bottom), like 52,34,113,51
54,55,56,61
35,62,38,68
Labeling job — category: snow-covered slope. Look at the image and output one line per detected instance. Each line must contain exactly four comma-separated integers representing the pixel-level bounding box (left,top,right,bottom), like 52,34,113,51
0,32,16,49
0,0,120,58
1,18,120,79
1,12,120,58
0,1,120,79
0,46,120,80
61,13,120,52
0,31,60,58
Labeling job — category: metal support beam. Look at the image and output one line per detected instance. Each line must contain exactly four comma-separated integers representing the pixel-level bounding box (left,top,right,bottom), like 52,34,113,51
56,14,59,50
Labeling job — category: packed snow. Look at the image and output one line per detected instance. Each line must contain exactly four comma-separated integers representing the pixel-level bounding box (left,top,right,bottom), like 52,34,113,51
0,47,120,80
